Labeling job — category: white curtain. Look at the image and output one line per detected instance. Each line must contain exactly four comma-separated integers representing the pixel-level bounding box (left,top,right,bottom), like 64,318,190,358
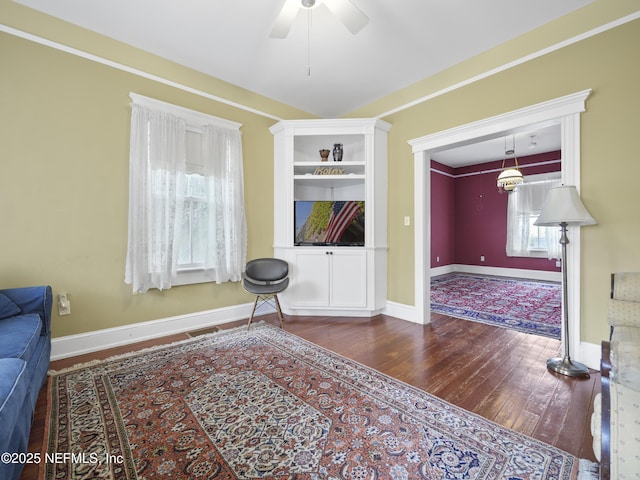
506,173,562,259
126,104,186,293
125,102,246,293
201,125,247,283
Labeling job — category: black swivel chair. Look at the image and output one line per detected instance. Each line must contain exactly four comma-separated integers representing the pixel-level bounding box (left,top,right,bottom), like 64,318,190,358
242,258,289,329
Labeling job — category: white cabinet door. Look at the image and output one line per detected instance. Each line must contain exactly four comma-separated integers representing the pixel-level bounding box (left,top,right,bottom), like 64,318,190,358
289,250,367,309
330,251,367,308
290,251,330,307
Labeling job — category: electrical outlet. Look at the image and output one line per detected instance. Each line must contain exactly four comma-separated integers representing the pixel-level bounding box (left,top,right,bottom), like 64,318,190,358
480,255,485,262
58,293,71,316
404,216,411,226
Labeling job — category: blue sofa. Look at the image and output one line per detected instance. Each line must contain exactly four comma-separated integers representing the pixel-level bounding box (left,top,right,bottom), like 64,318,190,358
0,286,52,480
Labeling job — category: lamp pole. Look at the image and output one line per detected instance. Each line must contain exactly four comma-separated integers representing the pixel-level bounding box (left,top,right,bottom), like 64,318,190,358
547,221,590,377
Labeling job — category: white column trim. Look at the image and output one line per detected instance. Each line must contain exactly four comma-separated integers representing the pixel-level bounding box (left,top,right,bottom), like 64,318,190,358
412,150,431,324
560,112,584,361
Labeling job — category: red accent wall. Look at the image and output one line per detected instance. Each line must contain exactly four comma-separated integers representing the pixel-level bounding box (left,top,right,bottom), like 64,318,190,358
431,151,561,272
431,162,456,267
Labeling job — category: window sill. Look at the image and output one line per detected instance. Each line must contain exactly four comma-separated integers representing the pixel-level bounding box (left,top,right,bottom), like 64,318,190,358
174,268,212,286
506,251,557,259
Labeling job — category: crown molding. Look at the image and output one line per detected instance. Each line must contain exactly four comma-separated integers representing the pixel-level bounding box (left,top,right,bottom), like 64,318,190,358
0,24,284,122
377,11,640,119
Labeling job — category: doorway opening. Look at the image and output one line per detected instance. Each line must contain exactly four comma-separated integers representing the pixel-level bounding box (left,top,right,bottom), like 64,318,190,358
429,124,562,338
408,89,591,362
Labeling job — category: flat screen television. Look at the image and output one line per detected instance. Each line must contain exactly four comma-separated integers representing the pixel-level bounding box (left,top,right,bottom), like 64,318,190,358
294,200,365,246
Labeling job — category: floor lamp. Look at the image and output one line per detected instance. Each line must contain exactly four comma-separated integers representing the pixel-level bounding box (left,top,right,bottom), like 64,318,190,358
534,185,597,377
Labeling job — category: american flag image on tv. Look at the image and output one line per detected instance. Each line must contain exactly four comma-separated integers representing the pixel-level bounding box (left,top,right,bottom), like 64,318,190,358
324,201,361,243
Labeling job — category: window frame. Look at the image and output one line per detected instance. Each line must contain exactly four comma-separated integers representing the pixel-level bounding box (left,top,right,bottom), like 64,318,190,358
506,171,562,259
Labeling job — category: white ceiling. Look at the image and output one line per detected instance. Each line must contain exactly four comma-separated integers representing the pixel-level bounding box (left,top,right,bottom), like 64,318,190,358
430,123,561,167
15,0,593,119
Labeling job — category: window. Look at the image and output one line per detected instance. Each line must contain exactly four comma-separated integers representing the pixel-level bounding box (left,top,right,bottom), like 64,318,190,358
506,172,561,259
178,171,208,269
125,94,247,293
177,130,209,271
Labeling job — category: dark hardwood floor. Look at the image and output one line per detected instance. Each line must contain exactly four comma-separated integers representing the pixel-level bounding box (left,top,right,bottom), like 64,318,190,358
21,313,599,479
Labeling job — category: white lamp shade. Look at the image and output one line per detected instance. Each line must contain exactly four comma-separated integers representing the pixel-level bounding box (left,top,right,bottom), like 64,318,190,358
534,185,597,226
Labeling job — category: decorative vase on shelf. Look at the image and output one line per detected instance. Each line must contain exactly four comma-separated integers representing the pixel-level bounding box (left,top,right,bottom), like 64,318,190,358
319,149,330,162
332,143,343,162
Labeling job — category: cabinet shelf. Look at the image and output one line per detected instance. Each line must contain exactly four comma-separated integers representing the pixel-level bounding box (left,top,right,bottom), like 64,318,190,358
294,174,365,181
293,176,364,198
293,161,366,166
294,162,365,177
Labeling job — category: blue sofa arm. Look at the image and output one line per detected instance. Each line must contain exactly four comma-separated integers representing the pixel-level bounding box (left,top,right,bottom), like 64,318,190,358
0,286,52,336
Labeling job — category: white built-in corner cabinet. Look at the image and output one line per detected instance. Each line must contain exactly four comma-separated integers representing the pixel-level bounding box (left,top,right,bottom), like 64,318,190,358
270,118,391,316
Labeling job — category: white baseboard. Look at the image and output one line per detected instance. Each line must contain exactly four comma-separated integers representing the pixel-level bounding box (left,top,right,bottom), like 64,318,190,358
430,264,456,277
432,264,562,282
579,341,602,371
53,301,415,360
383,301,417,323
50,301,274,360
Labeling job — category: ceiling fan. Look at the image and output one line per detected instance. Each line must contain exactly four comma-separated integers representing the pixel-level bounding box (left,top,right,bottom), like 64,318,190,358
270,0,369,38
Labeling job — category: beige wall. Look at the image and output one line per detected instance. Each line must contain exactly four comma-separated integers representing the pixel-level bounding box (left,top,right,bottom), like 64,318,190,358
371,15,640,345
0,2,310,337
0,33,281,337
1,0,639,346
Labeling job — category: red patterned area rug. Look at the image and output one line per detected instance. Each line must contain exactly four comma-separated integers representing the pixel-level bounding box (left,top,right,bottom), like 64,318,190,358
45,323,579,479
431,274,562,339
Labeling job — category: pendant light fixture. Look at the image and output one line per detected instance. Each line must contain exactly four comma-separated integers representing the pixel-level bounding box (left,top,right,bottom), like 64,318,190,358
497,135,524,193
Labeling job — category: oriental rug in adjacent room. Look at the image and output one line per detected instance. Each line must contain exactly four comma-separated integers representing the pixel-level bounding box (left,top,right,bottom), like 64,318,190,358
431,274,562,339
44,323,579,479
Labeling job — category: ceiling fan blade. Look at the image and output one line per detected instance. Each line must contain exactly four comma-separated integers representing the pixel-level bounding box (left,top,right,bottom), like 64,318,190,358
270,0,300,38
323,0,369,35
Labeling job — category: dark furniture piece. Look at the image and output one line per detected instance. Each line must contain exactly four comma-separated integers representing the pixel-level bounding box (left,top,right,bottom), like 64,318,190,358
0,286,52,480
242,258,289,328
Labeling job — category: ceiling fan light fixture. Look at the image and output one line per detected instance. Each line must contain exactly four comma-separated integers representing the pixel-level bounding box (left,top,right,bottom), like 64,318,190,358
270,0,368,39
301,0,322,9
